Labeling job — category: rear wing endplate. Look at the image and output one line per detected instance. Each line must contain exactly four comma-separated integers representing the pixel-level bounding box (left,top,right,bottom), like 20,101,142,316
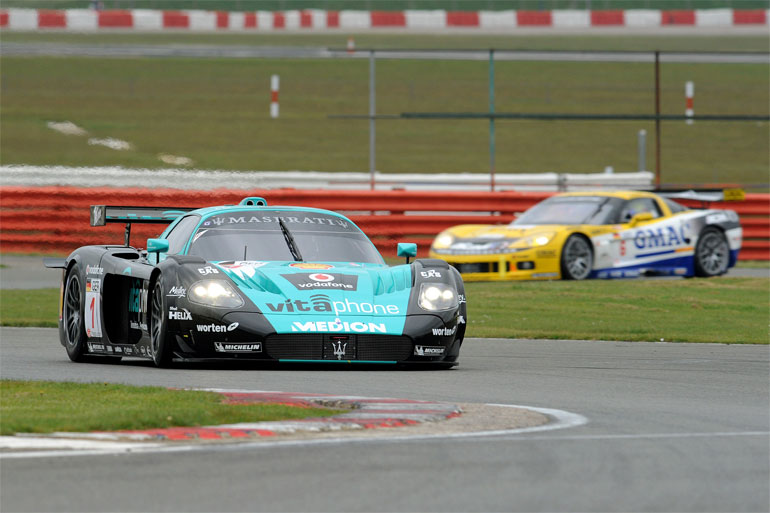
90,205,196,247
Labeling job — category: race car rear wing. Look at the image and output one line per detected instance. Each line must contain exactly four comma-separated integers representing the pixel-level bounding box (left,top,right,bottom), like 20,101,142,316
657,188,745,208
90,205,195,246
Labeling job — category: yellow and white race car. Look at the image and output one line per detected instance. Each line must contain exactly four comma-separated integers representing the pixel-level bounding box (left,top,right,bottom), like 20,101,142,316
429,191,742,281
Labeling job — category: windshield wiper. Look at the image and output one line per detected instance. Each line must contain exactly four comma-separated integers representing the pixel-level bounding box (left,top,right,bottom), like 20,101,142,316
278,218,303,262
581,197,611,225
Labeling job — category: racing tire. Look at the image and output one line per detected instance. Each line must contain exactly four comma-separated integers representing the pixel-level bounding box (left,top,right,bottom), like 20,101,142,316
560,235,593,280
150,275,173,367
694,227,730,278
62,264,121,363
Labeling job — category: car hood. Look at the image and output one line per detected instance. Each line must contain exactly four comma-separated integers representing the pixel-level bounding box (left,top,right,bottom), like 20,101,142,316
447,224,567,240
211,260,413,335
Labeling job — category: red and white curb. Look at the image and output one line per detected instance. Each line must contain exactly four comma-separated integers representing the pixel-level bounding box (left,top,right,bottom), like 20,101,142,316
1,8,766,31
0,389,462,448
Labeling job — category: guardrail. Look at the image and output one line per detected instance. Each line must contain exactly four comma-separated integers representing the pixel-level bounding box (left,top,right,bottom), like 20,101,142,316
1,186,767,260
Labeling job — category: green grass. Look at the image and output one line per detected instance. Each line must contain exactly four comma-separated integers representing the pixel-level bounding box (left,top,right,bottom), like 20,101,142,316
1,51,767,184
465,277,769,343
736,260,770,268
0,289,59,328
0,380,341,435
3,279,768,343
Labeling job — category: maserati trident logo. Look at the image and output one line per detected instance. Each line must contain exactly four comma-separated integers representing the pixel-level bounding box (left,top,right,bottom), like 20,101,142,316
332,341,347,360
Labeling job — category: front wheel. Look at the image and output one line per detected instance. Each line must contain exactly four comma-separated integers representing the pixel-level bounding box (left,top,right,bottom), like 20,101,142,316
150,275,173,367
560,235,593,280
694,227,729,277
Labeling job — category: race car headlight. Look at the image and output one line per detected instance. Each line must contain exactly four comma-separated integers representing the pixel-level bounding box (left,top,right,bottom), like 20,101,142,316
418,283,458,311
509,232,556,249
432,233,455,249
188,280,243,309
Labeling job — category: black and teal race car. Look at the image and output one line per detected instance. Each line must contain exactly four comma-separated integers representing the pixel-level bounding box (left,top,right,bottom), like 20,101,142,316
44,197,466,368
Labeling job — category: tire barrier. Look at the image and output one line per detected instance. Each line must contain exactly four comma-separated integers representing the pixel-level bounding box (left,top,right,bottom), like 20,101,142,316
1,186,767,260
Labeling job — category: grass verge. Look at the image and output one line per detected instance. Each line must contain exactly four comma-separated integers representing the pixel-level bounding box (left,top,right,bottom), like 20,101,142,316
0,289,59,328
0,379,341,435
1,51,767,183
2,278,767,343
465,277,768,343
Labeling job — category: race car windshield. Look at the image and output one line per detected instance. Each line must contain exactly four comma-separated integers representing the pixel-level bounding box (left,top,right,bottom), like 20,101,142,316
187,211,384,264
511,197,622,226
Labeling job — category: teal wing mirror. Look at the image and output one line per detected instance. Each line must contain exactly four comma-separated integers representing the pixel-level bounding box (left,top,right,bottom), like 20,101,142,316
147,238,170,254
397,242,417,264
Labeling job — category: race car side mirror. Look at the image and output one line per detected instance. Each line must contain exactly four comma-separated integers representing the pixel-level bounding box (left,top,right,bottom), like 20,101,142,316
629,212,654,227
397,243,417,264
147,238,169,254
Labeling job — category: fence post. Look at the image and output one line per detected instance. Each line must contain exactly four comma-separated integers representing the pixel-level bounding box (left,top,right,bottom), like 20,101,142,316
489,49,496,192
369,50,376,190
638,129,647,171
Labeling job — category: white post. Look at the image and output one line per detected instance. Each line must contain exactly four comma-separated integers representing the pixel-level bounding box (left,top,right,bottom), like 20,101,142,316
685,81,694,125
270,75,280,119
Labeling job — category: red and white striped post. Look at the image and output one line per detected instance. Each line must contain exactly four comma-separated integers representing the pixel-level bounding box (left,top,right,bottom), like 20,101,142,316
347,37,355,54
270,75,280,119
685,81,694,125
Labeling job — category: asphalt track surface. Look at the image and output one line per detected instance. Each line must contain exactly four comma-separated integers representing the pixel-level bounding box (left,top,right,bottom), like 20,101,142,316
1,327,768,512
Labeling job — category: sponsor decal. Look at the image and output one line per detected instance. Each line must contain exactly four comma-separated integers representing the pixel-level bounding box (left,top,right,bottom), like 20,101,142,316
214,342,262,353
620,240,627,257
91,206,104,226
265,294,399,316
458,294,466,304
86,278,101,294
420,270,442,278
282,273,358,291
218,261,268,270
196,322,239,333
536,250,556,258
198,266,220,275
217,261,268,279
289,263,333,270
457,315,466,324
633,225,688,250
168,306,192,321
414,345,445,356
140,346,147,356
129,321,148,330
291,319,386,333
128,281,147,314
87,343,105,352
432,326,457,337
86,265,104,275
166,286,186,298
106,345,113,353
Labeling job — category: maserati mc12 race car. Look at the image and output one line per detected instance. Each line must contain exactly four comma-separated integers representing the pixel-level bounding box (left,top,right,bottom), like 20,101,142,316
45,197,466,368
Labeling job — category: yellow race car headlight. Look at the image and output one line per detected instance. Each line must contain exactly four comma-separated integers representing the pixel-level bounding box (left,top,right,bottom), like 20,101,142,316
432,233,455,249
509,232,556,250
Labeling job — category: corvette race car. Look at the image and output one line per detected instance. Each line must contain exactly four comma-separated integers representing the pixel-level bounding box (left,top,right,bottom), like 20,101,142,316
45,197,466,368
429,190,742,281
